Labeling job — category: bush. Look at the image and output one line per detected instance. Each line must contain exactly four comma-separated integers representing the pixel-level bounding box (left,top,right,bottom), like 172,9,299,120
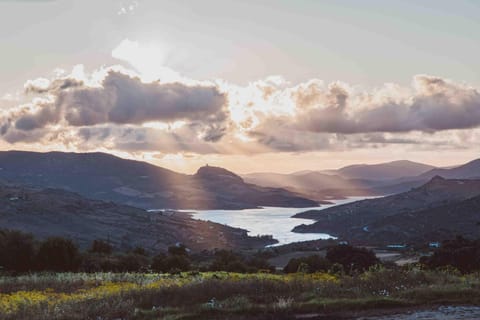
168,244,188,256
89,239,113,255
152,253,191,273
283,255,331,273
208,250,274,273
421,236,480,273
247,256,275,273
209,250,248,272
326,245,379,273
117,253,150,272
0,229,36,272
36,237,81,272
131,246,148,256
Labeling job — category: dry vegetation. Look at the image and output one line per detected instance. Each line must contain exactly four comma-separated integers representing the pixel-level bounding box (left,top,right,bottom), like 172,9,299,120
2,268,480,320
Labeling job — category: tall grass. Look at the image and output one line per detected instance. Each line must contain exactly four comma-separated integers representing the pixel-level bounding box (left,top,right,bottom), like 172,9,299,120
1,268,479,320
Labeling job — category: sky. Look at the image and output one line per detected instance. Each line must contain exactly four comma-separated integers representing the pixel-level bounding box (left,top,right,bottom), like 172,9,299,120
0,0,479,173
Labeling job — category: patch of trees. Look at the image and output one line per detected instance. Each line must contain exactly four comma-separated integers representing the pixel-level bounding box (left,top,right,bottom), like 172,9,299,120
0,229,274,274
0,230,82,273
284,244,380,274
151,245,191,273
420,236,480,273
1,230,384,275
0,229,36,272
208,250,274,273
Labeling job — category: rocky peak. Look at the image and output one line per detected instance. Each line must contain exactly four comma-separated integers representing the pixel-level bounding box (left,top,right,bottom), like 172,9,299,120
429,175,446,183
195,165,243,182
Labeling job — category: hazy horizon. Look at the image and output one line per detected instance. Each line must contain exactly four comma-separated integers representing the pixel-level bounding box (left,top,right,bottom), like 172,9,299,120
0,148,472,175
1,0,479,173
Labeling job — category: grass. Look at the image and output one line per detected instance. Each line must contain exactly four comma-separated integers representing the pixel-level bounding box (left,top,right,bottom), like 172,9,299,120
1,269,480,319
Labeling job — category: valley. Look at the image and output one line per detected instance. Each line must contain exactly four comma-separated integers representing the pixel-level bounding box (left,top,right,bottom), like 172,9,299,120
1,151,480,251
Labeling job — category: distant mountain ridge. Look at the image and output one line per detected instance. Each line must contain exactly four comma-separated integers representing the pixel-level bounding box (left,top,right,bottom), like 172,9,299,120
418,159,480,180
243,160,437,200
0,151,317,210
331,160,436,180
244,158,480,201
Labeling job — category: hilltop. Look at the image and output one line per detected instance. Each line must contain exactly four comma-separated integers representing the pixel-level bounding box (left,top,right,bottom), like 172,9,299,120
0,151,317,209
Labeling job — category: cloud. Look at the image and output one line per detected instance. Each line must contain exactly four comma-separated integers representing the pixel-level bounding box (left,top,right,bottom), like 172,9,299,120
117,1,139,15
8,70,228,143
2,64,480,155
289,75,480,134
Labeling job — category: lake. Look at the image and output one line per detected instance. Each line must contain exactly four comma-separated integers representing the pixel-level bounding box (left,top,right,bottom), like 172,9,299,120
190,196,374,246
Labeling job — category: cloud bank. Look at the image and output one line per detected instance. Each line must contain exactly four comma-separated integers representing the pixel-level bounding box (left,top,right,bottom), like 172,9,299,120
1,64,479,155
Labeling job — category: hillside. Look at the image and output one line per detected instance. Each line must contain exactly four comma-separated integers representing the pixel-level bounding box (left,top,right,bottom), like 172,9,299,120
293,177,480,244
418,159,480,180
0,151,317,209
355,194,480,245
0,184,276,251
243,160,436,201
242,171,377,201
331,160,436,180
369,158,480,194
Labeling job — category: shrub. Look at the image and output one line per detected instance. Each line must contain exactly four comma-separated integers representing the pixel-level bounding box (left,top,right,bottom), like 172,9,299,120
326,245,379,273
131,246,148,256
421,236,480,273
209,250,248,272
283,255,331,273
0,229,36,272
168,244,188,256
117,253,150,272
152,253,191,273
36,237,81,272
89,239,113,255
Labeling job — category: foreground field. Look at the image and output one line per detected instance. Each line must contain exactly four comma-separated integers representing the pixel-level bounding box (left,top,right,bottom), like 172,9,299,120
2,268,480,320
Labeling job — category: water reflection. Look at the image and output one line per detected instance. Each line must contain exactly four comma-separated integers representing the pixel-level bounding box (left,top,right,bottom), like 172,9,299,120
190,197,374,246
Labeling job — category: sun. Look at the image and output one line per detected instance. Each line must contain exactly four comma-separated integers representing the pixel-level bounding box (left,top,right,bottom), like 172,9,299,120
112,39,180,83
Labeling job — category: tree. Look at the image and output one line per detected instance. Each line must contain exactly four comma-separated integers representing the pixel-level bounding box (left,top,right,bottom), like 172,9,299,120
151,253,191,273
117,253,149,272
283,255,331,273
420,236,480,273
0,229,36,272
168,244,188,256
131,246,148,256
36,237,81,272
326,245,379,273
89,239,113,255
209,250,248,272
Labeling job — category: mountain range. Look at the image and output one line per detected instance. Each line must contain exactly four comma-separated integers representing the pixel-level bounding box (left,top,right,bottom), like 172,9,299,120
321,160,436,180
0,151,317,210
1,150,480,249
293,176,480,245
244,159,480,200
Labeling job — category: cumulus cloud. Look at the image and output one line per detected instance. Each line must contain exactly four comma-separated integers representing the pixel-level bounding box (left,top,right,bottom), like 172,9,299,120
1,65,479,155
286,75,480,134
5,70,228,145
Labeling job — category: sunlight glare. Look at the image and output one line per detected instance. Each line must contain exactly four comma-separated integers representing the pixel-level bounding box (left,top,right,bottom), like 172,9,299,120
112,39,181,83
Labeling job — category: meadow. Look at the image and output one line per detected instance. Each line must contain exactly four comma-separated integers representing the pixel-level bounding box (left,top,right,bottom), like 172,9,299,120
2,268,480,320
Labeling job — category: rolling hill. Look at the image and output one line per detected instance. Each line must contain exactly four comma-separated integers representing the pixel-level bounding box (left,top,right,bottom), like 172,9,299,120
243,160,436,200
418,158,480,180
0,151,317,209
0,183,276,252
326,160,436,181
245,158,480,201
293,176,480,245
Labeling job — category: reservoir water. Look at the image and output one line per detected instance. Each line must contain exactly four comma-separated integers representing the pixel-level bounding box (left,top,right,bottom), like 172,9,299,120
189,196,374,246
